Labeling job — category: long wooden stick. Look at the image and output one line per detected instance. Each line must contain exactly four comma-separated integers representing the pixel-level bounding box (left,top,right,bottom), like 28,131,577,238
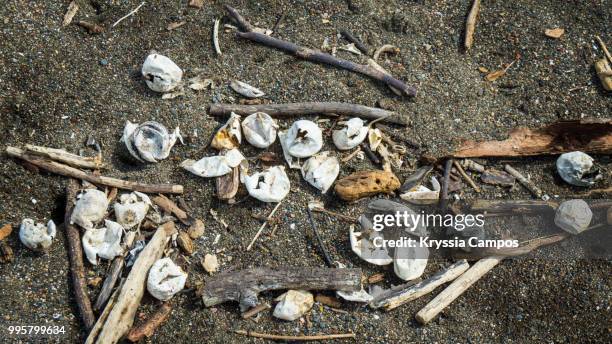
234,330,355,341
464,0,481,50
370,260,469,310
225,5,416,97
126,302,173,342
416,256,502,324
65,179,96,331
25,144,104,169
92,222,176,344
209,102,408,126
6,147,183,194
86,279,124,344
94,231,136,311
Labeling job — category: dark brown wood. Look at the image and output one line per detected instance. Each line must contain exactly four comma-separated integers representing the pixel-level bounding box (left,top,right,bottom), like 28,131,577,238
202,267,362,308
307,208,333,267
469,199,559,215
340,29,369,54
360,143,381,164
6,147,183,194
65,179,96,331
209,102,408,125
439,159,453,210
126,302,173,342
0,241,14,263
224,4,254,32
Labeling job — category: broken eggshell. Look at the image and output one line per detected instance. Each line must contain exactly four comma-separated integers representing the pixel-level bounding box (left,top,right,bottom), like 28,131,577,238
82,220,124,265
121,121,182,163
181,148,246,178
284,120,323,158
70,189,109,230
244,166,290,202
332,118,369,150
241,112,278,148
229,80,265,98
393,244,429,281
147,257,188,301
301,152,339,194
278,130,300,169
556,151,601,187
141,53,183,93
211,113,242,150
349,224,393,266
368,128,383,151
114,192,152,229
19,219,56,251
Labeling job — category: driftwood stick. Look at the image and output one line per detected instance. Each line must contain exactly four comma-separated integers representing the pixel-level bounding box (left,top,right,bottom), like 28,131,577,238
86,279,124,344
311,207,358,223
93,222,176,344
453,233,569,260
241,303,271,319
234,330,355,341
152,194,190,224
307,207,334,267
209,102,408,126
202,267,361,308
469,199,558,215
439,159,453,210
453,160,480,192
415,256,502,324
126,302,173,342
340,29,369,54
25,144,104,169
504,165,548,200
6,147,183,194
370,260,469,310
246,201,283,251
224,4,254,32
94,231,136,311
464,0,481,50
235,30,417,97
65,179,96,331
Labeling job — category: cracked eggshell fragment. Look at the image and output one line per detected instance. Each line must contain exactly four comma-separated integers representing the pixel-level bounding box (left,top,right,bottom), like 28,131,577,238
211,113,242,150
332,118,368,150
142,53,183,93
70,189,109,230
285,120,323,158
181,149,246,178
349,224,392,266
121,121,181,163
114,192,151,229
278,130,300,169
82,220,124,265
399,185,439,205
19,219,56,251
368,128,383,151
229,80,265,98
244,166,290,202
273,290,314,321
393,244,429,281
241,112,278,148
556,151,601,187
301,152,339,193
147,257,187,301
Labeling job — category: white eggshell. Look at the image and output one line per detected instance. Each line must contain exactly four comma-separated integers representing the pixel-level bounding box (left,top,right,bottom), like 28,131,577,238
147,257,187,301
19,219,56,251
142,53,183,93
70,189,109,230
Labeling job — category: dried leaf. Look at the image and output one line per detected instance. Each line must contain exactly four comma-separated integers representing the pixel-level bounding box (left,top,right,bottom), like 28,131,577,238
544,28,564,39
478,66,489,73
0,224,13,241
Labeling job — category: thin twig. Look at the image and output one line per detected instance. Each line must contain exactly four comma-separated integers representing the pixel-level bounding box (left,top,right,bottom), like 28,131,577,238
234,330,355,341
241,303,271,319
213,18,222,55
453,160,480,192
271,13,285,34
439,159,453,210
307,207,334,267
340,147,362,163
340,29,369,54
464,0,481,50
112,1,145,28
246,201,283,251
126,302,173,342
311,207,358,223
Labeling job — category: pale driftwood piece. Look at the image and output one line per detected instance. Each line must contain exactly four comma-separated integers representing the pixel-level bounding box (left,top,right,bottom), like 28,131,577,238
93,222,176,344
86,279,124,344
225,5,416,97
370,260,470,310
65,179,96,331
453,234,569,260
234,330,355,341
25,144,104,169
241,303,271,319
62,1,79,26
151,194,190,224
6,147,183,194
464,0,481,50
202,267,361,308
504,165,548,199
596,36,612,64
213,18,222,55
216,166,239,200
209,102,408,126
126,302,173,342
94,231,137,311
415,256,503,325
470,199,558,215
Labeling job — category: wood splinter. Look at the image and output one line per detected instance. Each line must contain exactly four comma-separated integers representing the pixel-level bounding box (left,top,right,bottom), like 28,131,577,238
224,5,416,97
126,302,173,342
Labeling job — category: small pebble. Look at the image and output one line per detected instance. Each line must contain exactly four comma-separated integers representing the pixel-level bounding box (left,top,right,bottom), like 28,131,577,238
99,58,108,66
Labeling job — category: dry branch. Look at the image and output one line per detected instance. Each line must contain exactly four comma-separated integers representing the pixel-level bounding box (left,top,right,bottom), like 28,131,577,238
464,0,481,50
469,199,558,215
152,194,190,224
91,222,176,344
126,302,173,342
504,165,548,199
25,144,104,169
65,179,96,331
370,260,469,310
202,267,361,308
6,147,183,194
209,102,408,125
241,303,271,319
94,231,136,311
234,330,355,341
225,5,416,97
450,120,612,157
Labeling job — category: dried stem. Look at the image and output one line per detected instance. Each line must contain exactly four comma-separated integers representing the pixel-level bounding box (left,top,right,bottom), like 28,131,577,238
246,201,283,251
234,330,355,341
464,0,481,50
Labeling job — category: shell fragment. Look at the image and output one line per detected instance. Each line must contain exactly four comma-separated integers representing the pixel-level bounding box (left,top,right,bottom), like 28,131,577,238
181,149,246,178
301,152,339,193
147,257,188,301
82,220,124,265
241,112,278,148
142,53,183,93
332,118,368,150
121,121,181,163
244,166,290,202
19,219,56,251
114,192,151,229
70,189,109,230
284,120,323,158
229,80,265,98
211,113,242,150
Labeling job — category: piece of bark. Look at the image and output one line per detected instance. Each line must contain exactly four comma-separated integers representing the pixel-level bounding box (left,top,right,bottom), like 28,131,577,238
6,147,183,194
241,303,271,319
225,6,416,97
187,219,205,239
151,194,190,224
202,267,361,308
595,58,612,91
0,241,14,263
126,302,173,342
0,223,12,241
176,231,194,255
450,119,612,157
77,21,104,34
65,179,96,331
189,0,204,9
216,166,239,200
62,1,79,26
464,0,481,50
415,256,502,325
480,169,515,186
470,199,558,215
94,231,137,312
367,273,385,284
334,170,400,202
25,144,104,169
234,330,355,341
315,295,343,308
370,260,470,310
210,102,408,126
91,222,176,344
